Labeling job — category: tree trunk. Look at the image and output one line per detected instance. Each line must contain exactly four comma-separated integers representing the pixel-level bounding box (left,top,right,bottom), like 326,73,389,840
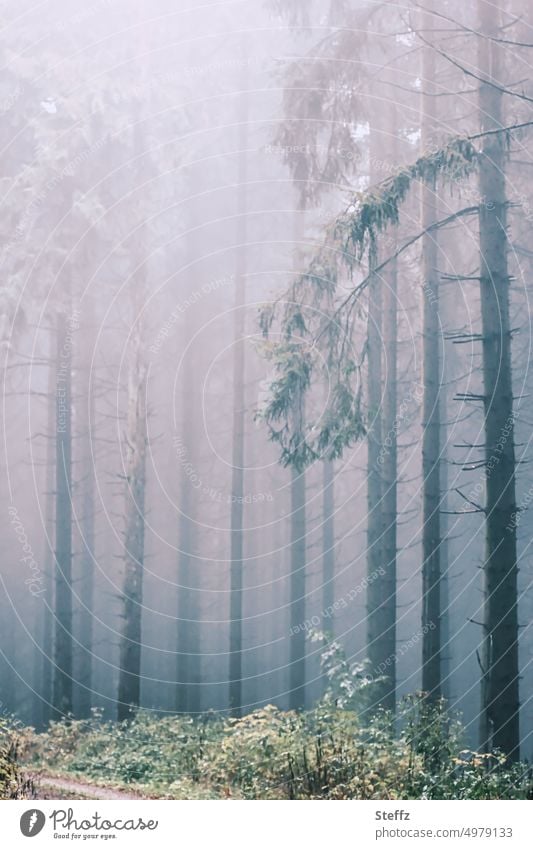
117,336,147,721
380,248,398,713
175,188,203,716
176,343,200,715
439,241,455,706
289,456,306,710
440,419,451,704
322,457,335,625
52,308,74,718
477,0,519,760
289,204,306,711
420,10,441,700
38,332,55,728
76,307,96,718
366,233,386,703
117,13,149,722
229,72,248,717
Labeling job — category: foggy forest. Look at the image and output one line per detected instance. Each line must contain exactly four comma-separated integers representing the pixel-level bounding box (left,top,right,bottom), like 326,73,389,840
1,0,533,801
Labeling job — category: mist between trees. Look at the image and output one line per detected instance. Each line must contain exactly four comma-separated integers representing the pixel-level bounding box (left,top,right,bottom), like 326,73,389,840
1,0,533,800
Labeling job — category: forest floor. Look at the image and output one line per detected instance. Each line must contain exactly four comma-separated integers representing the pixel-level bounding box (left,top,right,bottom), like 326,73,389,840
7,702,532,800
30,771,147,800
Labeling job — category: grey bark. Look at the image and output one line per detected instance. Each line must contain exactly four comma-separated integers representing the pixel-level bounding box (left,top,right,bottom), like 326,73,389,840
76,307,96,718
117,332,147,721
366,233,387,704
322,458,335,625
52,308,74,718
288,204,306,711
175,336,201,715
229,69,248,717
38,333,55,727
380,248,398,713
420,8,442,700
477,0,519,760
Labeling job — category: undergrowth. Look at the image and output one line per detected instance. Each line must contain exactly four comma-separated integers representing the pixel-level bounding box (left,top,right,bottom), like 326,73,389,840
24,639,532,800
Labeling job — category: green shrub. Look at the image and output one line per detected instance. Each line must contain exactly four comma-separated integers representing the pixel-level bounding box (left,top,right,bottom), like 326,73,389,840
25,643,532,800
0,719,34,799
26,698,532,800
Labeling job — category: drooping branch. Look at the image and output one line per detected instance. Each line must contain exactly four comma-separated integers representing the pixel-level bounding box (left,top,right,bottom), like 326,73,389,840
259,122,533,468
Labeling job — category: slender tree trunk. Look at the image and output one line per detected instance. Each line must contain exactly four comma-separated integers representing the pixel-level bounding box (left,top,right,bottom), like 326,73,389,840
38,333,55,727
175,347,200,714
117,11,149,722
76,308,96,718
366,233,386,702
289,447,306,710
420,11,441,700
322,457,335,625
439,245,454,705
320,455,335,698
1,614,17,716
288,203,306,711
117,336,147,721
229,59,248,717
31,592,44,724
175,188,203,716
477,0,519,760
380,248,398,714
52,308,74,718
440,417,451,704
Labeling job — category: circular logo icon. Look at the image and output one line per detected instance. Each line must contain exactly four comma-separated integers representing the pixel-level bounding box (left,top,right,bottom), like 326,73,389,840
20,809,46,837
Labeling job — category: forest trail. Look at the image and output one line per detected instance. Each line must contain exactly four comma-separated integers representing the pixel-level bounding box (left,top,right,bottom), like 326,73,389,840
31,773,145,800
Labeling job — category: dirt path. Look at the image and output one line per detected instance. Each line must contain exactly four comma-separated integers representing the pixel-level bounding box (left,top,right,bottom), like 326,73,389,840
31,773,145,800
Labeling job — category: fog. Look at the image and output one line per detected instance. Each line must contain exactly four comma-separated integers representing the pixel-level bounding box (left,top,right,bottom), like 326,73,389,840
1,0,532,769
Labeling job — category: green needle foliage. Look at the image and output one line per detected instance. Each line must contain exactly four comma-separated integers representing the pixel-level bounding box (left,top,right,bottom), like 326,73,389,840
259,135,478,469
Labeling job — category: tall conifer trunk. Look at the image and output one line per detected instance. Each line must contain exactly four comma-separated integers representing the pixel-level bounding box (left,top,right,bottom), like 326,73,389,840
229,53,248,717
420,4,441,700
77,301,96,718
288,202,306,711
53,308,74,718
477,0,519,760
117,332,147,721
176,321,200,715
381,248,398,713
